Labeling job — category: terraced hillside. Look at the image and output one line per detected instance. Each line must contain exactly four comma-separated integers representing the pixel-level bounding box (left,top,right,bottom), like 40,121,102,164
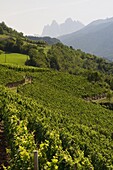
0,64,113,169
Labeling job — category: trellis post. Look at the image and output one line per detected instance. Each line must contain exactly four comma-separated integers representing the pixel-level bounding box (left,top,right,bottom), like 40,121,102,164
34,150,39,170
74,163,77,170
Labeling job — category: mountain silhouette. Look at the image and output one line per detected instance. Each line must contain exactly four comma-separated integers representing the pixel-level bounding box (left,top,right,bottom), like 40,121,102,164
41,18,84,37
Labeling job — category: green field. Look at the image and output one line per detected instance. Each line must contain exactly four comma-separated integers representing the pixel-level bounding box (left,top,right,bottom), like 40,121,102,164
0,53,29,65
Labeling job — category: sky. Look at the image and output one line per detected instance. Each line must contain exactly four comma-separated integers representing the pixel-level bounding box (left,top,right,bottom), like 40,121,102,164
0,0,113,35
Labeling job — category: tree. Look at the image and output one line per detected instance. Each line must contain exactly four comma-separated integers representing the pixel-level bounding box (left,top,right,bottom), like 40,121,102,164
16,37,23,47
87,71,101,82
0,22,12,34
26,48,48,67
25,48,38,66
28,48,38,60
109,79,113,90
0,50,4,55
106,90,113,102
14,37,23,53
0,26,4,34
5,38,15,52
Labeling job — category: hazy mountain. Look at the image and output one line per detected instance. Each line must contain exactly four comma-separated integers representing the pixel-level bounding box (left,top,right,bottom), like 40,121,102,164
41,18,84,37
59,17,113,60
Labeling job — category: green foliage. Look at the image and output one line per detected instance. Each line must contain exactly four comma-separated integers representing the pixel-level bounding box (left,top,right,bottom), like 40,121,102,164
47,43,82,73
28,48,38,62
0,22,37,56
18,70,107,110
0,63,49,75
109,78,113,90
1,79,113,169
1,22,113,77
0,65,24,85
0,88,36,169
0,50,4,54
0,25,4,34
87,71,102,82
106,90,113,102
26,42,113,78
27,48,48,67
0,87,94,169
0,22,23,37
27,36,60,45
1,62,113,169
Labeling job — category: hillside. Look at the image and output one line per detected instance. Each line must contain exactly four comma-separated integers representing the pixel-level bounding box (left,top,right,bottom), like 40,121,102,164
59,17,113,61
26,42,113,78
1,63,113,169
1,23,113,169
42,18,84,37
27,35,60,45
0,22,49,56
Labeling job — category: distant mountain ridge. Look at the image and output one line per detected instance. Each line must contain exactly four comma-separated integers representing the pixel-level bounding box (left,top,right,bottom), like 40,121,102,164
41,18,84,37
59,17,113,60
27,36,60,45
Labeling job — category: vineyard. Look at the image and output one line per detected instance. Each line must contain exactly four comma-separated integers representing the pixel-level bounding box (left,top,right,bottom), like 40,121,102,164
17,70,107,112
1,22,113,170
0,63,113,169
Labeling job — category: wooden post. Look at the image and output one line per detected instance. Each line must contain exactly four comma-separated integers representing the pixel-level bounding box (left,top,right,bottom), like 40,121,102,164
74,163,77,170
34,150,38,170
5,53,6,63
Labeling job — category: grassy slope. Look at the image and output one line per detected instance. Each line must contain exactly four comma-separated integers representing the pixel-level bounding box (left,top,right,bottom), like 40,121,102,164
0,53,29,65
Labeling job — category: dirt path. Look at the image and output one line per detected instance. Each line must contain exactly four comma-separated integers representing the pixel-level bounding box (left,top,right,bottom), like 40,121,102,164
0,121,9,170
